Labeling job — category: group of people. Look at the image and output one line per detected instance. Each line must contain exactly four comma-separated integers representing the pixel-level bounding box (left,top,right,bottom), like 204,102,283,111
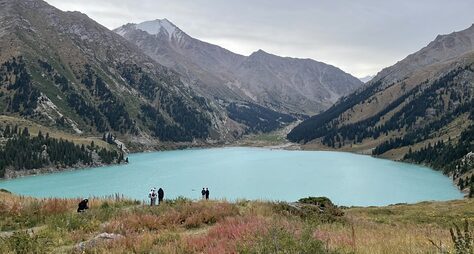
148,187,165,206
146,187,211,206
201,187,210,200
77,186,211,211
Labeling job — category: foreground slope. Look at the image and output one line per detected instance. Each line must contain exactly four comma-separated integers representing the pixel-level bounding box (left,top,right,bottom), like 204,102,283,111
288,24,474,192
115,20,363,115
0,0,239,147
0,191,472,253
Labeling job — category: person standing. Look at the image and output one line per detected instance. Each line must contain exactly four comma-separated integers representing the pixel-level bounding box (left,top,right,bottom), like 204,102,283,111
148,188,157,206
205,188,210,200
201,188,206,200
158,188,164,205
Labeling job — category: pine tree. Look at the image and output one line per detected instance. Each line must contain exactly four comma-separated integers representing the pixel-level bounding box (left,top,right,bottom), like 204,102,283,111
459,178,465,190
4,125,10,137
22,127,29,137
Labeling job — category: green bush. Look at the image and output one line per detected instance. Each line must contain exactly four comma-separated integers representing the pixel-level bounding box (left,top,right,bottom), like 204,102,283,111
298,197,334,206
273,197,344,223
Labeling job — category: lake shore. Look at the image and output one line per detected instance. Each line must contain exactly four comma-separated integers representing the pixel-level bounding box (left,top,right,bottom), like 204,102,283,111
0,147,462,206
0,122,467,199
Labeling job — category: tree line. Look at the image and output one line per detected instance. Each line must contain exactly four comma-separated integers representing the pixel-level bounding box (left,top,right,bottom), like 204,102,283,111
0,126,124,178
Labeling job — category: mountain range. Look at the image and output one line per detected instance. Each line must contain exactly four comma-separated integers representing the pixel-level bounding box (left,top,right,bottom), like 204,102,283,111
0,0,472,190
288,24,474,192
114,19,363,116
0,0,365,149
0,0,246,146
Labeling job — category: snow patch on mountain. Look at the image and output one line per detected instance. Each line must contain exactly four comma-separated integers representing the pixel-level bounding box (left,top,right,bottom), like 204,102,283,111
136,19,176,39
115,26,127,36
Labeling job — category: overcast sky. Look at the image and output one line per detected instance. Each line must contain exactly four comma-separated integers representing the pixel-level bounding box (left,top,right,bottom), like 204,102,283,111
45,0,473,78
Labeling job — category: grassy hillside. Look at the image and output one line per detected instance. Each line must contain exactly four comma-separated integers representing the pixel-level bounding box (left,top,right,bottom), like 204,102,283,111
0,191,472,253
288,38,474,194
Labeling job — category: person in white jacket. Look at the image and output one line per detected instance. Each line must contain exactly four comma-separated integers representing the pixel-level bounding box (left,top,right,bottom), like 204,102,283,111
148,188,157,206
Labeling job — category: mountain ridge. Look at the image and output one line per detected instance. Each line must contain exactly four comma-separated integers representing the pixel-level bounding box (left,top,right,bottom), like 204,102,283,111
288,23,474,193
0,0,243,147
114,19,363,115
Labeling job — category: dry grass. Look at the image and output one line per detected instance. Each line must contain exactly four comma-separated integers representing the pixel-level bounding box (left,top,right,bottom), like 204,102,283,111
0,191,472,253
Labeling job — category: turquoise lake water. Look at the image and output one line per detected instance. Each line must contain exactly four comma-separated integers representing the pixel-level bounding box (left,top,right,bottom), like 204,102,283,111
0,147,463,206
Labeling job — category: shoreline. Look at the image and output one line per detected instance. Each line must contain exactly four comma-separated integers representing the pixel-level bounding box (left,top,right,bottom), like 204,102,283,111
0,125,467,197
0,144,465,204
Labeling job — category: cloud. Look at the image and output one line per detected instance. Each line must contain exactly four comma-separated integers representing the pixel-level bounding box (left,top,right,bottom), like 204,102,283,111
45,0,474,77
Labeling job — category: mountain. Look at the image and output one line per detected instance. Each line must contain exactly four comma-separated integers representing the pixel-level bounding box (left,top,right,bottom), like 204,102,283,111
0,0,240,147
114,19,363,115
288,24,474,192
359,75,375,83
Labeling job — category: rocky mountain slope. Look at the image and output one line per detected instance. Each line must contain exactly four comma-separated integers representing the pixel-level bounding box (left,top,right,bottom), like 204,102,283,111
288,24,474,192
115,19,363,115
0,0,244,147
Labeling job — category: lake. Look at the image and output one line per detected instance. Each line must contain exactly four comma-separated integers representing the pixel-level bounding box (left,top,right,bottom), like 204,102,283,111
0,147,463,206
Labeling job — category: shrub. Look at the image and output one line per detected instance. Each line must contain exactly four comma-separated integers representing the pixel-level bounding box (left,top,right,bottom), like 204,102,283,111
186,216,269,253
106,201,239,234
450,219,473,254
272,200,344,224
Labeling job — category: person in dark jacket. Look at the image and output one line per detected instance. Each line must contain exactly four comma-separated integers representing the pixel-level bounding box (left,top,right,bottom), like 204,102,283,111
77,199,89,212
158,188,164,204
205,188,210,200
201,188,206,200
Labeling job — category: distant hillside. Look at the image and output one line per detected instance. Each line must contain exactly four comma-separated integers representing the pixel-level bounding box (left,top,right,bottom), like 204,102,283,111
288,24,474,192
359,75,375,83
115,19,363,115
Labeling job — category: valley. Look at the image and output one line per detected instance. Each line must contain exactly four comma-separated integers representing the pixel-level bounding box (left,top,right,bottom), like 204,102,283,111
0,0,471,196
0,0,471,213
0,0,473,252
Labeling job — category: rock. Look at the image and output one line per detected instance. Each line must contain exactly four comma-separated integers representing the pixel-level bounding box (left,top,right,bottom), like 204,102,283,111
74,233,123,252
